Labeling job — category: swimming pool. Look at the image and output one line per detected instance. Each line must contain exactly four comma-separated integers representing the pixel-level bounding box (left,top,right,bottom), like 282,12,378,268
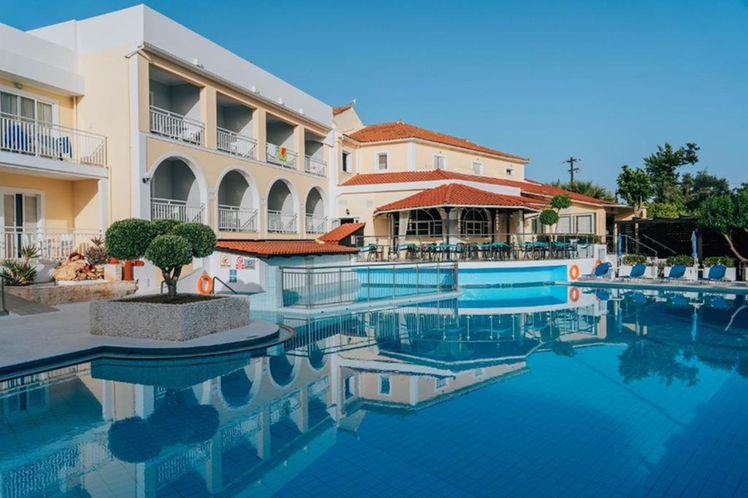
1,285,747,497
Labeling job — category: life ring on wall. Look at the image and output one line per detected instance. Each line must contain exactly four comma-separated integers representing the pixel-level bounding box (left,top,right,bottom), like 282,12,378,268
569,287,580,303
568,264,580,280
197,274,213,295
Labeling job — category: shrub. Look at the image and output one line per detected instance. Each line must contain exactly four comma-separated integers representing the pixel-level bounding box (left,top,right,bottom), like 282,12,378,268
702,256,735,268
538,209,559,227
170,223,217,258
84,236,108,267
622,254,647,265
550,194,572,210
1,259,37,286
105,219,157,262
144,234,193,298
665,254,695,266
152,219,183,236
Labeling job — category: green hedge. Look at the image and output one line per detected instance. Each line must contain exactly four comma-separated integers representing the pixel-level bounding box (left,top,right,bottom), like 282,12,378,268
702,256,735,268
665,254,695,266
622,254,647,265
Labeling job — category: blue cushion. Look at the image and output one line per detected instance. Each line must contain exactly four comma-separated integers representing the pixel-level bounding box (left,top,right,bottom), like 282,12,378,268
594,262,611,277
707,264,726,280
667,265,686,279
629,263,646,278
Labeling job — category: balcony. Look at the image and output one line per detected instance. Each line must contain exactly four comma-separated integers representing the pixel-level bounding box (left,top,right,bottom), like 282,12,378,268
151,198,205,223
305,215,327,234
0,113,107,167
217,127,256,159
1,227,101,260
218,205,258,232
304,156,326,177
266,143,297,169
149,106,204,146
267,210,297,233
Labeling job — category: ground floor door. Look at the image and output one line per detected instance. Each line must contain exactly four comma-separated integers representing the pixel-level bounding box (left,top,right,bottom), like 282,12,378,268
1,192,41,257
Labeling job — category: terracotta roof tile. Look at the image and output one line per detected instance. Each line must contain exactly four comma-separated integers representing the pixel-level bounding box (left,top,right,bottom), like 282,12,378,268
348,122,528,162
216,240,358,257
375,184,539,213
333,105,352,115
318,223,366,243
340,170,613,206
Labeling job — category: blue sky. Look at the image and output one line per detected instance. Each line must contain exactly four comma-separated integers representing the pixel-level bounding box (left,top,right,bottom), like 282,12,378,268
3,0,747,189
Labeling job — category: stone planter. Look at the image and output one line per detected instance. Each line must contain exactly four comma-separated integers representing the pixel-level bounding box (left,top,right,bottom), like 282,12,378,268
90,294,250,341
703,266,737,281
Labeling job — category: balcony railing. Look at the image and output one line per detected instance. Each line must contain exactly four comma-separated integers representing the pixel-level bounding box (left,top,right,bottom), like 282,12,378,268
304,156,326,176
217,127,256,159
149,106,204,146
267,210,297,233
218,205,258,232
1,227,102,260
266,143,297,169
305,215,327,234
151,198,205,223
0,113,107,167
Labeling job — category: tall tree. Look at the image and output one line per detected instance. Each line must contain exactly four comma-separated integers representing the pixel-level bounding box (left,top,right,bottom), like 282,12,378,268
698,190,748,263
643,142,699,203
551,180,615,201
616,165,653,217
680,170,730,214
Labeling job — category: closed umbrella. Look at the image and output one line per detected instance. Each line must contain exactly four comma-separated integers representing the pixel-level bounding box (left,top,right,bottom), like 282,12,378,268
617,233,623,259
690,230,698,263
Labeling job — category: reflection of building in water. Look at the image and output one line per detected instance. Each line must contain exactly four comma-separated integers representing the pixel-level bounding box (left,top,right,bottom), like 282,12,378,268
0,297,611,497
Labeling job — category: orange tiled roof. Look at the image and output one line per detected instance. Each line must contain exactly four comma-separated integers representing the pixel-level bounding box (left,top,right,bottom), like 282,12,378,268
375,184,540,213
318,223,366,243
340,170,613,206
333,105,353,115
216,240,358,257
348,122,528,162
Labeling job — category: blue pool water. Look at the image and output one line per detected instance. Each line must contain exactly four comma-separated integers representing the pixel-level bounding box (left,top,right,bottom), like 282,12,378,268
2,285,748,497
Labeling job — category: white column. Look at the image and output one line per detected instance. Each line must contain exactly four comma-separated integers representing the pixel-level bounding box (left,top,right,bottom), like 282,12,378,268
97,178,109,230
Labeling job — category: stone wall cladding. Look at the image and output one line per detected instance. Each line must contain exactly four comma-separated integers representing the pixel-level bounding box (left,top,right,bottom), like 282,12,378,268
90,295,250,341
8,281,137,306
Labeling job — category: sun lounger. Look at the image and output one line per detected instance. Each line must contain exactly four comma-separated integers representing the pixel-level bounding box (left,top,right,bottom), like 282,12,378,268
621,263,646,279
662,264,686,280
704,264,727,282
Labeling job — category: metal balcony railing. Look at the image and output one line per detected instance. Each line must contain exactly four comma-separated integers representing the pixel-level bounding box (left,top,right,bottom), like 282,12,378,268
266,143,297,169
1,227,102,260
304,156,326,176
267,210,297,233
218,205,258,232
0,113,107,167
217,127,256,159
149,106,204,146
305,215,327,234
151,198,205,223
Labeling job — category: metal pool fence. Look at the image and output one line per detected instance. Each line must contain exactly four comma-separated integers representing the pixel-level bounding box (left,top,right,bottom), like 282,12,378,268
279,261,459,308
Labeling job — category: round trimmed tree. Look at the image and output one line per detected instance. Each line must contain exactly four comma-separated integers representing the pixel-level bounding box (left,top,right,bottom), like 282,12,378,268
145,234,193,298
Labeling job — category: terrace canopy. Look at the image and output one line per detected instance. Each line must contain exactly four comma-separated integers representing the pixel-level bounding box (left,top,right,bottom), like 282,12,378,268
374,183,542,243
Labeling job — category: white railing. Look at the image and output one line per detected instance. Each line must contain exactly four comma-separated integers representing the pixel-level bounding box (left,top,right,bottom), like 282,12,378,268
267,210,297,233
266,142,298,169
217,127,256,159
151,198,205,223
149,106,204,146
0,113,107,167
305,215,327,234
304,156,326,176
1,227,102,260
218,205,258,232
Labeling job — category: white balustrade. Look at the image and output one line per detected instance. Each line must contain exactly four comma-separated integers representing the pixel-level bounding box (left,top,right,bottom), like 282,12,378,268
149,106,204,146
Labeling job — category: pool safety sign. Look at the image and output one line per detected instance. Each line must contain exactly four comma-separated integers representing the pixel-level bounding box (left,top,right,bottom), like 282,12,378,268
229,269,237,283
219,254,256,270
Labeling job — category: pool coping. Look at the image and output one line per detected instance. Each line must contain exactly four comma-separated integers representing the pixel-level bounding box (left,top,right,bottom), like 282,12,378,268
567,279,748,294
277,291,462,317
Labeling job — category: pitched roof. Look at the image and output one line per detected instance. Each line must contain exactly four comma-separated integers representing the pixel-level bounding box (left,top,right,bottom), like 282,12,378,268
318,222,366,243
216,240,358,257
347,122,528,162
333,105,353,115
340,170,613,206
375,184,540,213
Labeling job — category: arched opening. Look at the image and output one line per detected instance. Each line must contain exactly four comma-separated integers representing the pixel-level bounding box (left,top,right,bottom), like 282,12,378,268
308,341,326,370
150,158,205,222
269,353,297,387
305,187,326,234
405,208,443,237
461,208,489,236
267,180,297,233
217,170,257,232
220,368,254,408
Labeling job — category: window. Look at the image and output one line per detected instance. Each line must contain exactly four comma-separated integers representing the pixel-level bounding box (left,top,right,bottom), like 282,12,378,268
344,376,356,399
576,214,594,234
2,192,40,228
377,152,388,171
461,208,489,236
379,375,391,395
433,154,447,170
506,167,514,177
472,161,483,175
342,151,352,173
406,208,443,237
557,216,572,234
1,90,54,124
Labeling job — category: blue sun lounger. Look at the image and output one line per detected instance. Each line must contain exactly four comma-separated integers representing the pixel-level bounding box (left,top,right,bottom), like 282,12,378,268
621,263,646,279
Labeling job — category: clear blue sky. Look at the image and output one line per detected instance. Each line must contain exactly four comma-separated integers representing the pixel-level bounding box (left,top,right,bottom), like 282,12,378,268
3,0,747,189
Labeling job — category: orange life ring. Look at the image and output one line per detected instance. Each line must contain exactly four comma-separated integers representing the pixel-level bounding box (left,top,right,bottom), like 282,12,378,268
569,264,580,280
595,259,602,267
569,287,580,303
197,274,213,295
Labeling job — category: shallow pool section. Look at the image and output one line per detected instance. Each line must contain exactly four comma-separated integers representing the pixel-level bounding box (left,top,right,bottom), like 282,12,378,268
1,286,747,497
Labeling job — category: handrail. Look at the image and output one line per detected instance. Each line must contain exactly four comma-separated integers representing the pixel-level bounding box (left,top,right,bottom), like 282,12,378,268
639,232,678,255
618,234,659,258
0,273,8,316
211,275,238,294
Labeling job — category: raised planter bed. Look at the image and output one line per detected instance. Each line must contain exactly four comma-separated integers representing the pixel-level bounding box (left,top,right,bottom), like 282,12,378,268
7,280,137,306
90,294,250,341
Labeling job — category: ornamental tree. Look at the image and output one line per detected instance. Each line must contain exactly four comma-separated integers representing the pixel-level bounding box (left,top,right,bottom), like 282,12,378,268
616,165,653,217
105,219,217,299
539,194,570,235
698,191,748,263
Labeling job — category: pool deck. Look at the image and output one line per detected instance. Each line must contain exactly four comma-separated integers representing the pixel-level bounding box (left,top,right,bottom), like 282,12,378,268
0,302,287,379
569,278,748,294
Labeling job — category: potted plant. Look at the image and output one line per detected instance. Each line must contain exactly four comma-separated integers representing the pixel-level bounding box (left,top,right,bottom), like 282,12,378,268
702,256,737,281
0,245,40,286
90,219,250,340
619,254,655,278
664,254,697,280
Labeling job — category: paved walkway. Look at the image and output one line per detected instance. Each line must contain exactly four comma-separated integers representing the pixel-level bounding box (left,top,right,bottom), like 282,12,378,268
4,293,58,315
0,302,283,377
